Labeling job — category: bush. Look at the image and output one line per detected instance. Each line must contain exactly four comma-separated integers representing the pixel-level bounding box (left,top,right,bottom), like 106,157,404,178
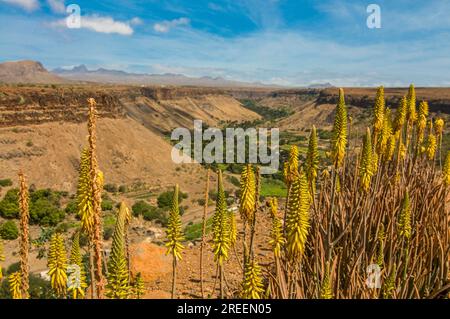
55,222,70,233
118,185,127,193
30,198,65,226
157,190,188,209
132,200,152,217
64,199,77,215
28,188,65,226
104,183,118,193
0,189,19,219
101,194,116,211
317,129,333,140
132,200,167,225
228,175,240,187
184,217,213,241
103,214,116,228
103,226,114,240
101,199,114,211
0,179,12,187
142,209,167,225
0,220,19,240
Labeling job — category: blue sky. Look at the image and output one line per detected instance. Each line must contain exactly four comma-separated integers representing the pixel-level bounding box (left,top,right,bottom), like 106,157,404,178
0,0,449,86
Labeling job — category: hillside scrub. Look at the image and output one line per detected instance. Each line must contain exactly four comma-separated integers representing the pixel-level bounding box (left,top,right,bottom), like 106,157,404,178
0,188,65,226
0,221,18,240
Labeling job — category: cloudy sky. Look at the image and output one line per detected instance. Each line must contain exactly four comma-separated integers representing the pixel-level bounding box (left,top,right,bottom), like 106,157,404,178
0,0,449,86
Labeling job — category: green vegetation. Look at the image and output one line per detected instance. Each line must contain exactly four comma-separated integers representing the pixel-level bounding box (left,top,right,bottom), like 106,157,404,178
101,194,116,211
279,131,307,145
184,217,213,241
0,220,19,240
104,183,118,193
0,188,66,226
227,175,240,187
132,200,168,225
64,199,77,215
0,179,12,187
29,189,65,226
317,128,333,140
240,99,293,120
103,214,117,240
260,178,287,197
0,189,19,219
157,190,187,209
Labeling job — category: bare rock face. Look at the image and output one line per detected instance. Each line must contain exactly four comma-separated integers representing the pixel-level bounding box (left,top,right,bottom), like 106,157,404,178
0,86,126,127
0,60,66,84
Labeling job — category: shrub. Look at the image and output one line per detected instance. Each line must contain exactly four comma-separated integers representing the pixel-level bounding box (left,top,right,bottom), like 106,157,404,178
64,199,77,215
228,175,240,187
132,200,167,225
184,217,213,241
118,185,127,193
103,214,116,228
103,226,114,240
101,199,114,211
0,179,13,187
142,209,167,224
30,198,65,226
157,190,187,209
0,189,19,219
104,183,118,193
101,193,116,211
317,129,333,140
132,200,152,217
55,222,70,233
0,220,19,240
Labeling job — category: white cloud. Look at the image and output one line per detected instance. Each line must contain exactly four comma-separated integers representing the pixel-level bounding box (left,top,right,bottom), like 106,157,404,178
51,14,134,35
1,0,39,11
129,17,143,26
47,0,65,14
153,17,190,33
81,16,134,35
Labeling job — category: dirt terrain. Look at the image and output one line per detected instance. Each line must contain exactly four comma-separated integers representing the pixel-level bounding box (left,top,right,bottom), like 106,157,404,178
1,83,450,298
131,209,274,299
0,85,259,193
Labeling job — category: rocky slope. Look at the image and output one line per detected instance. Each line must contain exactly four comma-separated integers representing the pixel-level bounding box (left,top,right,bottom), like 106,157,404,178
0,60,66,84
0,84,259,193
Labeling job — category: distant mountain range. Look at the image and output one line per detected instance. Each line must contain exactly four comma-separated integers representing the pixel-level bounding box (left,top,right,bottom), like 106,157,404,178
52,64,280,88
0,60,335,88
307,82,334,89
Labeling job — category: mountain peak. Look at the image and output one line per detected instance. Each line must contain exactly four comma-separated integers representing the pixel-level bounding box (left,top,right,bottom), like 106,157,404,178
0,60,66,83
72,64,88,72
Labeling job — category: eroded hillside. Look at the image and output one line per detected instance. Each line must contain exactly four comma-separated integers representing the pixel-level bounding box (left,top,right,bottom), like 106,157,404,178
0,85,260,194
